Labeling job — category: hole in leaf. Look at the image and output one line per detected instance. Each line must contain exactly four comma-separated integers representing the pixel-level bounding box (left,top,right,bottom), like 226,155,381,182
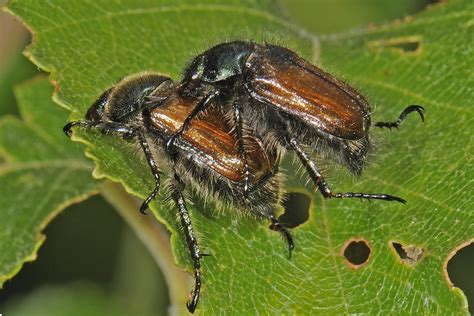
368,36,422,54
342,238,371,269
444,240,474,313
391,241,424,267
278,192,310,228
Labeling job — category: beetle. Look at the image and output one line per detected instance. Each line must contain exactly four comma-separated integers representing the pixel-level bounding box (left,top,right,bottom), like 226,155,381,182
63,72,291,313
168,41,424,201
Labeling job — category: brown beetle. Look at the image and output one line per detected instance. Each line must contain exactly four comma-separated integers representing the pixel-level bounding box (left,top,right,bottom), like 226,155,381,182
63,73,290,313
170,41,424,201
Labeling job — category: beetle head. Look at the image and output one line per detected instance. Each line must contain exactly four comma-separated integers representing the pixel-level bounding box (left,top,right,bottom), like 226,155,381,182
87,73,172,123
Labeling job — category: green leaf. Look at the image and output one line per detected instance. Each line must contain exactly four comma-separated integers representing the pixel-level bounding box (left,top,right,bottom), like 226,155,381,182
0,51,39,116
0,78,97,286
281,0,429,33
4,0,472,314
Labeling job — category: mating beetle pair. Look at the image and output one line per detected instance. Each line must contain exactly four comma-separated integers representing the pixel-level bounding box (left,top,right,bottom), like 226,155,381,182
64,41,424,313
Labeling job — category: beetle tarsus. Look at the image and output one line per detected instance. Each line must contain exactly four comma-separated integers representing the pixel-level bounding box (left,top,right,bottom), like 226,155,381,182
63,121,82,137
269,215,294,259
137,131,161,215
332,192,406,204
139,202,149,215
186,269,201,313
172,173,203,314
375,105,425,129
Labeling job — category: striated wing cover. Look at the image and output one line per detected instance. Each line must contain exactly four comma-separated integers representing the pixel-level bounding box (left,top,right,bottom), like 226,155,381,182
148,93,276,182
245,45,370,140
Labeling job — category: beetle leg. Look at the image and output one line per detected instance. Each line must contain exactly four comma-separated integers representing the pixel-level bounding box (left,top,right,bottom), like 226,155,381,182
63,120,162,213
166,89,220,152
268,214,294,259
63,120,89,136
171,173,204,314
63,120,135,139
288,136,406,204
137,132,161,214
375,105,425,129
248,206,293,258
271,215,294,259
232,100,251,197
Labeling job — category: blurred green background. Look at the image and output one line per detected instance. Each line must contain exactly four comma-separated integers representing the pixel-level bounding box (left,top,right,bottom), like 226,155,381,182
0,0,472,315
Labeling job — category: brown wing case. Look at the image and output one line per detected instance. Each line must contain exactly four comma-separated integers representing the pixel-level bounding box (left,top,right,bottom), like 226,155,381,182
245,45,370,140
148,93,276,182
